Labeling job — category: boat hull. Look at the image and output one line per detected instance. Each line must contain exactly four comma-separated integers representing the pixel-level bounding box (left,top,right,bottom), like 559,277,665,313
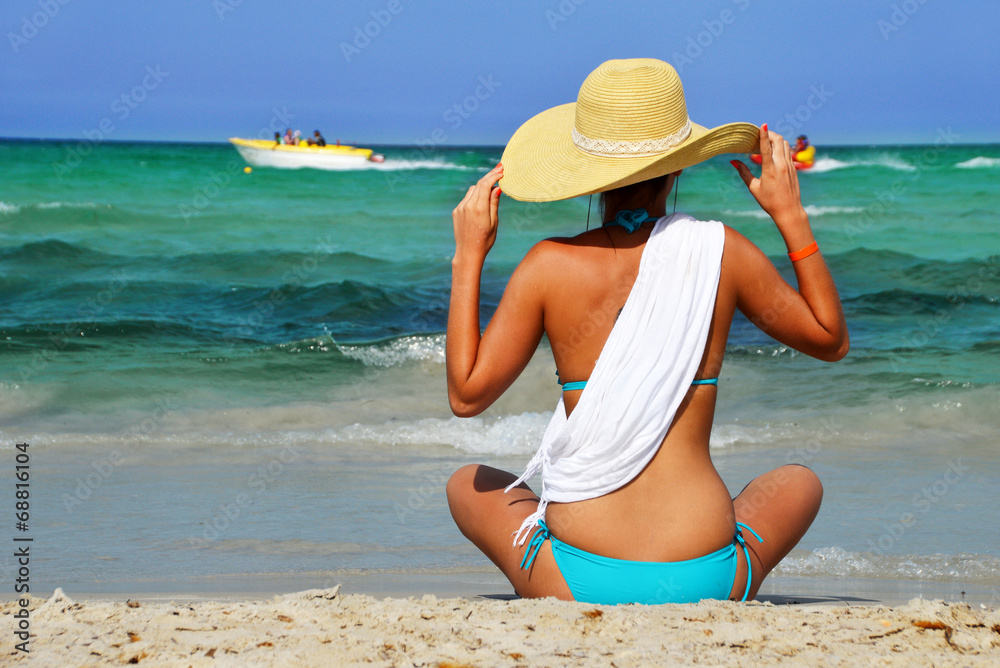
229,138,380,170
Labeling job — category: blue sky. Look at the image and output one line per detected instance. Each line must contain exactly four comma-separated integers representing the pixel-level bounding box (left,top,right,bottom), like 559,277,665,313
2,0,997,145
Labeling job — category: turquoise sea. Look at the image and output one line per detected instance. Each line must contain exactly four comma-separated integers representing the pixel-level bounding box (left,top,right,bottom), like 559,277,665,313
1,139,998,599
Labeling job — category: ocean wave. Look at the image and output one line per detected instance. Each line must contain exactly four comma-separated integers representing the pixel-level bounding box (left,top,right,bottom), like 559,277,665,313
0,240,398,281
0,275,455,345
0,201,111,215
834,249,1000,293
722,205,863,220
36,201,112,210
806,157,852,173
328,412,551,455
955,156,1000,169
806,205,864,216
0,238,110,262
365,159,479,172
336,334,446,367
0,412,827,455
807,155,917,173
708,422,801,449
0,409,550,455
7,383,997,456
864,155,918,171
776,546,1000,583
844,288,998,315
0,318,221,344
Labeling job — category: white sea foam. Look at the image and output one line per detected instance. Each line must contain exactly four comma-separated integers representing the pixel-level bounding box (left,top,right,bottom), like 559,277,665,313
955,156,1000,169
337,334,446,367
264,159,478,172
0,417,809,455
807,155,917,173
807,157,852,173
776,546,1000,583
722,205,863,220
1,413,813,455
0,201,112,214
364,159,478,172
709,422,800,449
35,201,110,210
866,155,918,171
8,384,994,457
2,407,550,456
806,205,864,216
720,209,771,220
329,412,550,455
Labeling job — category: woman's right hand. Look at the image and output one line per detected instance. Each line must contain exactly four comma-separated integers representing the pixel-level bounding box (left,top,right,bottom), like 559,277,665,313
730,125,808,234
452,163,503,265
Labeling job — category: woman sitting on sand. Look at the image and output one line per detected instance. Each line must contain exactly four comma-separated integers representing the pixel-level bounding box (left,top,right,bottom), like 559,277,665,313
445,59,848,604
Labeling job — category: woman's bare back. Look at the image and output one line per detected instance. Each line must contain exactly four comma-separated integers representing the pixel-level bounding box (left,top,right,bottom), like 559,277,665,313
534,222,740,563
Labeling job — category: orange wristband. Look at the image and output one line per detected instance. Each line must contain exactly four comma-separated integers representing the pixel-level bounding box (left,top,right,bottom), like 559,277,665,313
788,241,819,262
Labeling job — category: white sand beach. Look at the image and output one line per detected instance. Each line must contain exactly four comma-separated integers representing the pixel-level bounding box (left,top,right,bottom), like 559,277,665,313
5,587,999,666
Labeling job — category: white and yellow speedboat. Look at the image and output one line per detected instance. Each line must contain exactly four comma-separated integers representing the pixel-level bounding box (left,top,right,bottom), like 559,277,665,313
229,138,385,170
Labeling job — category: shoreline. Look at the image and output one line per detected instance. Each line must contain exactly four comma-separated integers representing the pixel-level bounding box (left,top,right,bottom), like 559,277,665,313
10,572,999,608
6,586,998,666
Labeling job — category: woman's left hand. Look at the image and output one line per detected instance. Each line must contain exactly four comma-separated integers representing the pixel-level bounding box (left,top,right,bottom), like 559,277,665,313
452,163,503,263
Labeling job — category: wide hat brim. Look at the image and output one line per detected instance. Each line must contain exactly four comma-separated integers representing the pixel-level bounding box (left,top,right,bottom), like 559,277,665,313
499,102,759,202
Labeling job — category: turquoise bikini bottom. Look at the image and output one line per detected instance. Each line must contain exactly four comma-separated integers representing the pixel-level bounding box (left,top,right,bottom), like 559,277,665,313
520,520,762,605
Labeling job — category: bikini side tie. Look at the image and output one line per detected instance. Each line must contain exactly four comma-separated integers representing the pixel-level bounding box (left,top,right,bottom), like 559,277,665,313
519,520,552,570
734,521,763,602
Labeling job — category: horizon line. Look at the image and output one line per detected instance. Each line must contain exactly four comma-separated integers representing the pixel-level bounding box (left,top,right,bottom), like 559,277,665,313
2,136,998,150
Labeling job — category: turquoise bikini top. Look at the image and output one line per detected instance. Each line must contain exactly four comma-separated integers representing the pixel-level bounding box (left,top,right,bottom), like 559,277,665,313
604,208,658,232
557,375,717,392
558,208,718,392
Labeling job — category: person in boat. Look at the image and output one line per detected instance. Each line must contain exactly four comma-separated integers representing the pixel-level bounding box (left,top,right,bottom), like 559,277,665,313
793,135,815,165
283,129,295,145
273,132,281,147
445,58,847,605
293,129,302,145
310,130,326,147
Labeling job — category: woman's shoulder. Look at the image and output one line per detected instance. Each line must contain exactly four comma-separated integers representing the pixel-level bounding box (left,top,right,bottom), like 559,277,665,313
718,223,774,292
512,230,611,285
721,223,763,259
525,228,610,257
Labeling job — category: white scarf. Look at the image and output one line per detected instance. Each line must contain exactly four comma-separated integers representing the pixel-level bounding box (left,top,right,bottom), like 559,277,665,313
506,214,725,545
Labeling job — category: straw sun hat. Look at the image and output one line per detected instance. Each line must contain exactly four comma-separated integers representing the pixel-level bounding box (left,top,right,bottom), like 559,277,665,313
499,58,760,202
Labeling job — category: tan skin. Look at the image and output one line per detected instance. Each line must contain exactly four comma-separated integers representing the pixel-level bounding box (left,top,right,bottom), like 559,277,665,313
446,126,848,601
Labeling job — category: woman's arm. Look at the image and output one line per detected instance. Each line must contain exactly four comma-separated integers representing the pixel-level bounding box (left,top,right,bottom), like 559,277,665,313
729,126,849,361
447,164,545,416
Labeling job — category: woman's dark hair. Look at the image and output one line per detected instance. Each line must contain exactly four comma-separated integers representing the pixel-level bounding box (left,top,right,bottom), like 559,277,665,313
598,173,670,221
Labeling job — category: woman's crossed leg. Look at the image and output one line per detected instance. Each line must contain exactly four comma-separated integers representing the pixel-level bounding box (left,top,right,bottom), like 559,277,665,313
729,464,824,600
448,463,822,602
446,464,572,600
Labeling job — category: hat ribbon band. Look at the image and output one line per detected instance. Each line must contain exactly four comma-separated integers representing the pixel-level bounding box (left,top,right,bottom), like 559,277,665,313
571,118,692,158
